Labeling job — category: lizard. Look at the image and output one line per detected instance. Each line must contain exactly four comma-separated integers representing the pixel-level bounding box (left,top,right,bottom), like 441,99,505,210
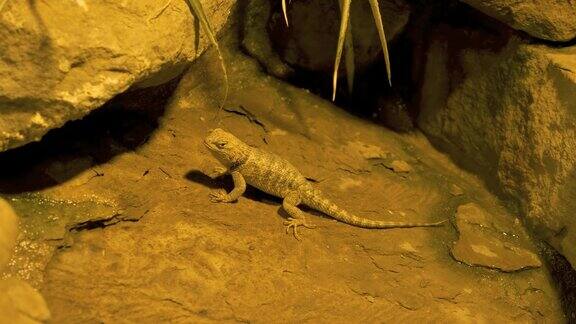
203,128,446,239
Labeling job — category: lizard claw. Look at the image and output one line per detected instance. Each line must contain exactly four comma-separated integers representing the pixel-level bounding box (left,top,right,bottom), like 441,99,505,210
209,189,229,203
283,217,316,240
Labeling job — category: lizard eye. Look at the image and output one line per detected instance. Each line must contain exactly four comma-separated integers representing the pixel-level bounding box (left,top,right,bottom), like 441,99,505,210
216,141,227,148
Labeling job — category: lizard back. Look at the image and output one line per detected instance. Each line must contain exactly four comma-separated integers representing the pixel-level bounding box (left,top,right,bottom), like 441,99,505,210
237,147,312,198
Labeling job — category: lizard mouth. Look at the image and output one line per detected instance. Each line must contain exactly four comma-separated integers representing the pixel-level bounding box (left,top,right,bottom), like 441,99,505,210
203,141,215,151
203,129,216,150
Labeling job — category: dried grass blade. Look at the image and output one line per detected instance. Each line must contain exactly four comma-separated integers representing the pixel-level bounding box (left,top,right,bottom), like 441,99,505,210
185,0,229,111
282,0,289,27
342,3,355,95
368,0,391,86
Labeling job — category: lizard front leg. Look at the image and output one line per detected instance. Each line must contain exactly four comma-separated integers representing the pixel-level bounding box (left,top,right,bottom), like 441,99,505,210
282,191,316,240
209,171,246,203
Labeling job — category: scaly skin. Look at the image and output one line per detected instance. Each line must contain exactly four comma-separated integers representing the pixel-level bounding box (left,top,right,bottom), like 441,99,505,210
204,128,445,239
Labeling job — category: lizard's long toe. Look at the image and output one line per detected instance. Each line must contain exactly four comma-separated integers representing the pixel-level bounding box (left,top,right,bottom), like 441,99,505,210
283,217,316,240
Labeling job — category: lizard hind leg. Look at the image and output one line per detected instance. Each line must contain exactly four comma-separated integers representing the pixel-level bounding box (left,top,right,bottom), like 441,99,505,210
282,191,316,240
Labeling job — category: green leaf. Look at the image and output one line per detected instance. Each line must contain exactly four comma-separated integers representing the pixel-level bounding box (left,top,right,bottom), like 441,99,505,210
368,0,391,86
332,0,351,101
184,0,229,109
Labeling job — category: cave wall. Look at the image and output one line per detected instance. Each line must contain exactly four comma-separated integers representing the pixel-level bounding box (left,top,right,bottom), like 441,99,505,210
417,6,576,268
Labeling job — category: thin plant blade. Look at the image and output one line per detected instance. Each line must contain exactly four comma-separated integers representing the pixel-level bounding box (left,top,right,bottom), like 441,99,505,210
332,0,351,101
340,0,355,95
185,0,229,111
282,0,289,27
368,0,391,86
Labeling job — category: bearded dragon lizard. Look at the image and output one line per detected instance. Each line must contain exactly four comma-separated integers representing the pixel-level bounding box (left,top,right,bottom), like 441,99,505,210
204,128,445,239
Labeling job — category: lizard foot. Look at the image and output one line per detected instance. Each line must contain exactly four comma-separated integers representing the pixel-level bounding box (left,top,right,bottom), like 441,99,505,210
283,217,316,240
209,189,231,203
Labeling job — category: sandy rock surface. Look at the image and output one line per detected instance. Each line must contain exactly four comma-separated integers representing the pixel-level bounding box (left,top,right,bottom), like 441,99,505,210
0,28,564,321
0,197,18,273
418,23,576,271
0,0,235,153
451,203,542,272
459,0,576,42
0,278,51,324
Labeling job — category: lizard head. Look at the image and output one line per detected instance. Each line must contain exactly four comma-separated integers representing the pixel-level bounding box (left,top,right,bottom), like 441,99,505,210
204,128,249,165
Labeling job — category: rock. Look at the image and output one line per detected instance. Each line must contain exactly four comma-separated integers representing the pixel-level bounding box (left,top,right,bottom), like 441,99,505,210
0,278,51,323
31,30,565,321
418,23,576,269
375,94,415,132
0,0,235,153
458,0,576,42
449,184,464,196
269,0,411,73
242,0,295,78
344,141,388,160
0,198,18,273
45,157,94,183
389,160,412,173
451,203,542,272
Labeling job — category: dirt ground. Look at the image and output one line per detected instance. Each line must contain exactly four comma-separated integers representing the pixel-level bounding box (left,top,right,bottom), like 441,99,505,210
0,27,565,322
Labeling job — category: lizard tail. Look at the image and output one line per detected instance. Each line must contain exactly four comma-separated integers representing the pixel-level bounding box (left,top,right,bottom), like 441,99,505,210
302,190,446,229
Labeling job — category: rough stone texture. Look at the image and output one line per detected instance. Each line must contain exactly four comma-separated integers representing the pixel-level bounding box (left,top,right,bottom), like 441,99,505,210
459,0,576,42
0,192,142,288
0,30,561,322
0,0,235,152
242,0,295,78
418,24,576,269
451,203,542,272
269,0,411,73
0,278,51,323
449,184,464,197
375,94,415,132
0,198,18,273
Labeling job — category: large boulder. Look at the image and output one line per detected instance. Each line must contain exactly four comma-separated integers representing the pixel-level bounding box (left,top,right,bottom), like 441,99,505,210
459,0,576,42
0,0,235,152
418,24,576,268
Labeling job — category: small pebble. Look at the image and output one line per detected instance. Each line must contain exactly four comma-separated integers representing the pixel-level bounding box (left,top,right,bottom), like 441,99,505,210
450,184,464,196
390,160,412,173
